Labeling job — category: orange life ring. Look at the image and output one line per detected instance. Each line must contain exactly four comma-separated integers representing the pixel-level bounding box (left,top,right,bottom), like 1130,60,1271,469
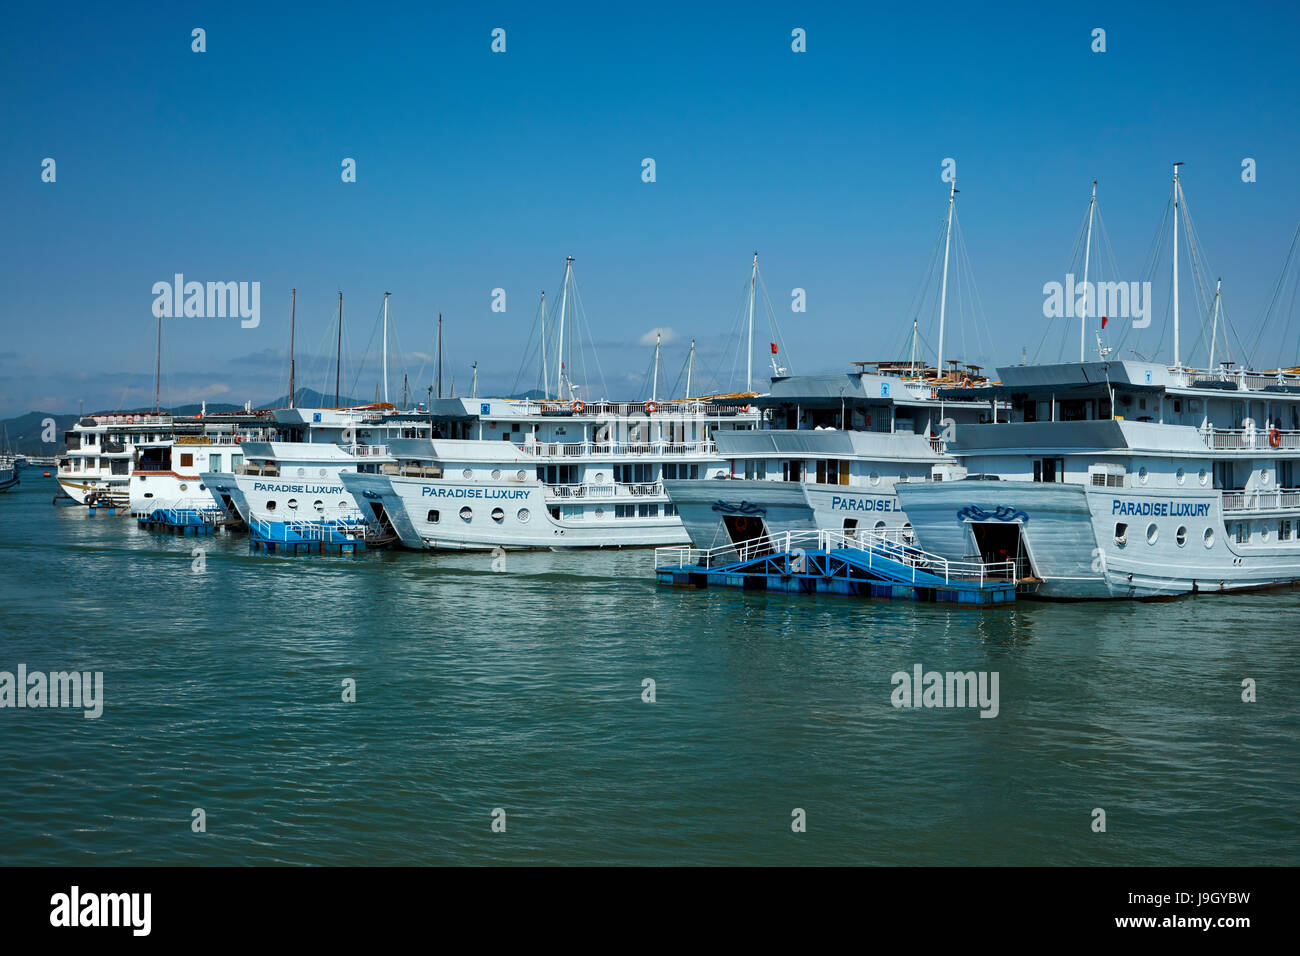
962,378,973,389
1269,428,1282,448
645,401,658,414
571,400,585,413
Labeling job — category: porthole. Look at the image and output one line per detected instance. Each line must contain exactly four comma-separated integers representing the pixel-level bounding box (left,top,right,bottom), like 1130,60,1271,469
1138,467,1149,485
874,520,886,532
491,469,502,480
462,468,473,480
594,507,604,518
1146,523,1159,545
427,509,440,523
199,484,206,491
1176,468,1185,485
287,498,299,510
338,501,348,511
1203,528,1214,548
869,471,881,486
319,469,327,478
491,507,505,523
517,508,530,522
1114,523,1128,546
179,483,188,491
903,523,914,543
516,470,527,481
595,472,605,483
1261,471,1271,485
297,468,305,477
267,501,277,511
1176,526,1187,547
313,500,324,512
459,506,472,522
1199,469,1209,486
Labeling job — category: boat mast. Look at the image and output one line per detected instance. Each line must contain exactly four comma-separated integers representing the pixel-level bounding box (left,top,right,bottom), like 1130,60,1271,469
1208,278,1222,370
747,252,757,392
1080,180,1097,362
154,306,162,413
937,180,957,382
557,257,573,398
288,288,296,408
686,339,695,397
652,332,661,404
436,313,443,399
1172,163,1184,368
335,291,343,407
540,291,549,400
382,292,390,404
471,361,478,398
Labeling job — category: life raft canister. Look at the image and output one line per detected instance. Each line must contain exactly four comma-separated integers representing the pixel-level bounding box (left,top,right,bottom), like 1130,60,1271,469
1270,427,1282,448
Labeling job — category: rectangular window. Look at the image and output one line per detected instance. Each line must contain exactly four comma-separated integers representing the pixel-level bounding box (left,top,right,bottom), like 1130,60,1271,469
637,503,659,518
1235,522,1249,544
1278,520,1292,541
181,453,194,467
1278,460,1294,489
816,460,827,484
664,503,678,517
209,454,222,472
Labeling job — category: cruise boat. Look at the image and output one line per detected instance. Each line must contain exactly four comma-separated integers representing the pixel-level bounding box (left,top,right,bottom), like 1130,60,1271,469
896,359,1300,598
664,178,1003,553
663,362,1000,552
200,405,432,546
129,412,272,523
56,413,176,507
0,458,17,493
340,395,756,550
896,166,1300,598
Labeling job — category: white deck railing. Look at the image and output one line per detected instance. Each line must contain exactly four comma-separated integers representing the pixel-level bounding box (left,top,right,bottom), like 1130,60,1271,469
1203,427,1300,451
517,440,717,458
544,482,663,499
655,528,1014,586
1221,488,1300,512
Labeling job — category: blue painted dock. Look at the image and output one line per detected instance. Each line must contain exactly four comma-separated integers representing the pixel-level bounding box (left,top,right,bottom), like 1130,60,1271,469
249,517,373,555
655,530,1015,605
138,507,224,536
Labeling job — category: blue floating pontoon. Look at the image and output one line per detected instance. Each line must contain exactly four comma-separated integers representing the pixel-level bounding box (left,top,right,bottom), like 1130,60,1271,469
654,529,1015,605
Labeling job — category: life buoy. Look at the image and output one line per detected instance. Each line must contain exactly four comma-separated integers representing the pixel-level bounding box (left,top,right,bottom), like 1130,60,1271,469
234,436,242,443
962,378,973,389
645,401,658,414
1269,427,1282,448
572,400,585,414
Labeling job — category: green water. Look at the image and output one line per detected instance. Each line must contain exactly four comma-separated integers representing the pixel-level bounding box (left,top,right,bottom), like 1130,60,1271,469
0,477,1296,865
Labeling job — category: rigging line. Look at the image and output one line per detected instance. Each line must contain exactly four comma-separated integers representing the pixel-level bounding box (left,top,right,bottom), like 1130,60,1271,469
894,217,948,361
345,299,385,405
509,294,548,398
1114,191,1173,360
1247,220,1300,361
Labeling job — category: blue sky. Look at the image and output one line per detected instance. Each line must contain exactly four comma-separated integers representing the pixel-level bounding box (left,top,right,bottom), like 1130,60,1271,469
2,0,1299,415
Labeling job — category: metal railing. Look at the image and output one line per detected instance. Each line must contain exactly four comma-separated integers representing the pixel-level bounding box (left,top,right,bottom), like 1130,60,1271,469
517,440,717,458
1221,488,1300,512
1203,427,1300,451
544,481,663,499
655,528,1015,586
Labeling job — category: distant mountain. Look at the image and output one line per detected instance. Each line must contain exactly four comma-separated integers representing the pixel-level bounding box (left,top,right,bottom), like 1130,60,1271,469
0,388,365,454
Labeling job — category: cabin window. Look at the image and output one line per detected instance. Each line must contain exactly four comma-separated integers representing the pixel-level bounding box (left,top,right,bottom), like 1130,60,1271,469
549,506,561,520
1114,523,1128,546
1146,523,1159,545
287,499,298,510
1279,520,1293,541
1204,528,1214,548
181,453,194,467
637,503,659,518
491,508,505,522
1175,526,1187,547
1234,522,1249,544
615,505,634,518
1278,460,1295,488
664,503,678,517
517,508,530,522
427,510,440,523
1033,458,1064,483
459,506,472,522
266,501,277,511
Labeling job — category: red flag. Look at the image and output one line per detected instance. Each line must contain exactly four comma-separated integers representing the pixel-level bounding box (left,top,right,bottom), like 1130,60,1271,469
1101,316,1108,329
770,342,778,354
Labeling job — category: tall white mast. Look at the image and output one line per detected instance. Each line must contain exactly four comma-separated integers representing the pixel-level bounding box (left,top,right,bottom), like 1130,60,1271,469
652,332,661,403
382,292,390,403
1172,163,1184,368
937,180,957,382
1080,180,1096,362
471,361,479,398
1208,278,1222,370
557,257,573,397
539,291,549,400
747,252,757,392
686,338,695,397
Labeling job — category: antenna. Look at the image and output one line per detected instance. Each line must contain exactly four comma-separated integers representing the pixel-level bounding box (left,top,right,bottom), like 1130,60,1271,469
747,252,757,392
1208,278,1222,370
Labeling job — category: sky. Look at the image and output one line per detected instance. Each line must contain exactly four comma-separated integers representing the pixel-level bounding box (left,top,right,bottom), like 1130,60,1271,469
2,0,1299,416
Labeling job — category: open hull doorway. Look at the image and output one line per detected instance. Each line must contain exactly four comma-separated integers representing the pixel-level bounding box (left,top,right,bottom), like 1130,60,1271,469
723,513,771,558
970,522,1033,582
